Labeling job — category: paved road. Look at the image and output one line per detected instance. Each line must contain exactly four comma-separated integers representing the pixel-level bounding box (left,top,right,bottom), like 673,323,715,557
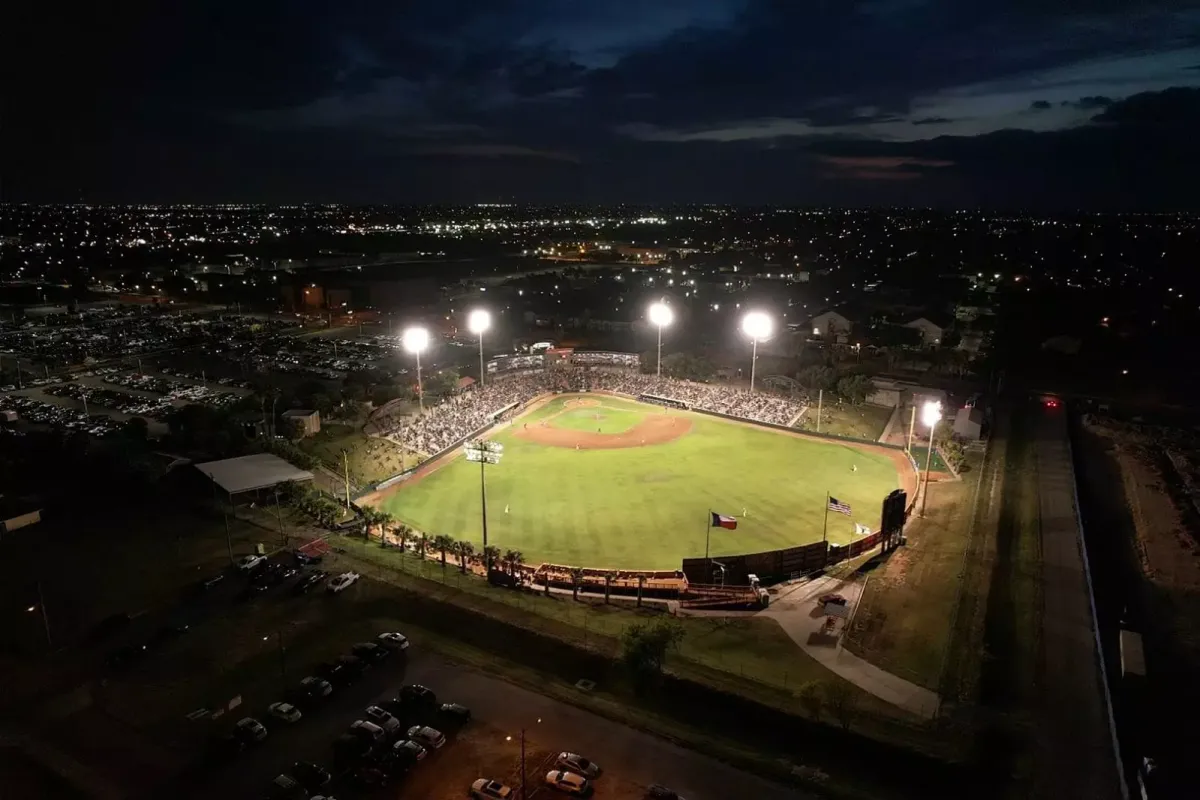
182,649,813,800
1031,405,1123,800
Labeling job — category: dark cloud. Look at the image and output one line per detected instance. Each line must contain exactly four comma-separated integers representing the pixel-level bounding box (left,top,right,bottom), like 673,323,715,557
3,0,1200,206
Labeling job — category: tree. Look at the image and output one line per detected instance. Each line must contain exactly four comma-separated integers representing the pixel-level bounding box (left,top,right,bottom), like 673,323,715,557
661,352,716,382
620,619,686,689
482,545,501,572
798,365,836,393
571,567,584,601
417,533,428,559
455,540,475,574
422,368,461,399
835,373,876,406
823,681,857,730
433,534,454,570
503,549,524,579
394,523,411,551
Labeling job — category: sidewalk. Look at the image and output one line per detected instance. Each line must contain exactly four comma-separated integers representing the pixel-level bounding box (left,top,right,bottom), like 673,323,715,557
759,576,941,719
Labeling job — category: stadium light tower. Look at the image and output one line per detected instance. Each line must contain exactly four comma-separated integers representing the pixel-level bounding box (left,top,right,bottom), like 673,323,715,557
402,326,430,413
648,301,674,378
919,400,943,518
468,309,491,388
741,311,773,391
464,439,504,556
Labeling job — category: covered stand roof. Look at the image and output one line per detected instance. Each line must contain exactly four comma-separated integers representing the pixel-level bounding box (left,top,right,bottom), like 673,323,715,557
196,453,314,495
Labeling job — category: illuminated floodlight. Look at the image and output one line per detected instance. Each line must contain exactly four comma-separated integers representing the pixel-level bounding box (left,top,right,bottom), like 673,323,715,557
402,326,429,354
742,311,772,341
648,302,673,328
468,309,491,334
921,400,943,429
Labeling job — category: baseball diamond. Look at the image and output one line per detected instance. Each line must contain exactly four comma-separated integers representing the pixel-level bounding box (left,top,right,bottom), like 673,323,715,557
367,393,912,570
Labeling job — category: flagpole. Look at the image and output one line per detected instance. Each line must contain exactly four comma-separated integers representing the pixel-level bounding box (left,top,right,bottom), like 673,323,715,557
822,492,830,546
705,509,712,577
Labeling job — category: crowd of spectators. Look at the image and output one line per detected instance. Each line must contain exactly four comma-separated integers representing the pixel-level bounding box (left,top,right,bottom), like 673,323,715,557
379,364,805,462
382,371,549,455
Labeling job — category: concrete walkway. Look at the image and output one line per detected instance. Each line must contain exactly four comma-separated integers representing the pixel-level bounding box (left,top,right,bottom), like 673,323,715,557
757,575,942,719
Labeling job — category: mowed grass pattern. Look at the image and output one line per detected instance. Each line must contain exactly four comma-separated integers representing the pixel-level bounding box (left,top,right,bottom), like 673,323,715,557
382,395,899,569
552,405,643,434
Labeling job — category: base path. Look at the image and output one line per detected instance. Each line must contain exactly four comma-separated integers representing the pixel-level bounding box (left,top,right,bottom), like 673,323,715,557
757,576,942,719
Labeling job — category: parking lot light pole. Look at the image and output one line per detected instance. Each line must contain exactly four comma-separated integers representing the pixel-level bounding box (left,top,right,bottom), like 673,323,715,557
468,309,491,388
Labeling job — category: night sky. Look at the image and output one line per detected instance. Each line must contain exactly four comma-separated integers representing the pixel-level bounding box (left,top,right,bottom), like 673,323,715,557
6,1,1200,208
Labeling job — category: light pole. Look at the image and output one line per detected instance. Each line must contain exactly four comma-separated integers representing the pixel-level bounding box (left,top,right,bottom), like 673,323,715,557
741,311,773,392
263,630,286,688
468,309,491,388
403,327,430,413
919,401,942,518
27,581,52,648
506,717,541,800
464,440,503,557
648,301,673,378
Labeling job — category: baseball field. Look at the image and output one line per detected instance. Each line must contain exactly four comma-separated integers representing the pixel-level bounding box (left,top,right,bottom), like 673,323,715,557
372,394,908,570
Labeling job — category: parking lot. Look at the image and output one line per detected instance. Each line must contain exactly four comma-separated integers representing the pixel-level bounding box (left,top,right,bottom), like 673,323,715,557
58,549,809,800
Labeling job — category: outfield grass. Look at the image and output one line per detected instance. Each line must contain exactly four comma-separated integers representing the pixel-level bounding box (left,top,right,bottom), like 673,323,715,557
379,394,900,569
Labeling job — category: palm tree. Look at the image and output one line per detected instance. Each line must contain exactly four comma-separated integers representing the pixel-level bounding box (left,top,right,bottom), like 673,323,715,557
604,572,613,604
571,567,584,601
482,545,501,573
503,549,524,580
417,533,428,559
456,540,475,574
374,510,394,539
433,534,453,570
392,523,408,551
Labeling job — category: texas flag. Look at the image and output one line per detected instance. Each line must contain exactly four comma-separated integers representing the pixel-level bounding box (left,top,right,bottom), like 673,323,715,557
710,512,738,530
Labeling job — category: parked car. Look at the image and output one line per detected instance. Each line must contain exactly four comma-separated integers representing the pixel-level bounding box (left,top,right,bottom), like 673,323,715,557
327,572,360,593
233,717,268,744
146,622,190,650
291,760,331,789
364,705,402,735
470,779,514,799
236,554,267,572
399,683,437,708
556,753,601,779
293,570,328,595
377,697,408,718
377,631,410,650
545,770,593,796
349,720,387,744
406,725,445,750
350,765,389,788
351,642,390,663
293,549,323,566
818,593,847,606
391,739,427,766
288,676,333,705
438,702,472,726
268,774,306,799
267,702,302,724
645,785,686,800
106,642,148,670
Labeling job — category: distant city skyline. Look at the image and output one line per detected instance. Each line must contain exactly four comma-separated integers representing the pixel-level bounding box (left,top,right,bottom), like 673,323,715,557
5,1,1200,209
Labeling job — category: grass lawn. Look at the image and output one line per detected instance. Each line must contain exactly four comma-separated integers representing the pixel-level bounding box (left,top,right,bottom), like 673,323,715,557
799,403,895,441
553,405,643,434
299,423,413,485
378,394,900,569
843,445,985,692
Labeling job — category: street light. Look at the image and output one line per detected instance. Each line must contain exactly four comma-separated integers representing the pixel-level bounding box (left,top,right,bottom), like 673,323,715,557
648,301,673,378
741,311,772,391
919,401,942,518
402,326,430,413
468,309,491,388
464,439,504,560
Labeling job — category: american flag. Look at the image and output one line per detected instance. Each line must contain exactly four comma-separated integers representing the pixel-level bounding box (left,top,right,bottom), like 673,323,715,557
828,497,852,516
